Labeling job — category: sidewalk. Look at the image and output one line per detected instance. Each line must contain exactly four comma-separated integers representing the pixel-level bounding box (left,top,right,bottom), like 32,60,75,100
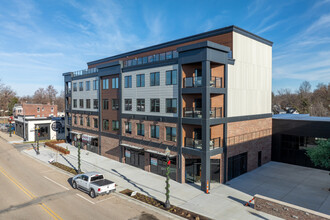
22,142,279,220
0,131,23,143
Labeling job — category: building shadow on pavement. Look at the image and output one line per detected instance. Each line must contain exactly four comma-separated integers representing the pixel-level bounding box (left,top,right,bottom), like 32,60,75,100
111,169,155,199
60,154,78,173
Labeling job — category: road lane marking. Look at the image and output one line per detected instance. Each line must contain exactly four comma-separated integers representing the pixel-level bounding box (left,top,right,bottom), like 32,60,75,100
44,176,70,190
95,196,112,204
76,194,95,204
0,165,63,220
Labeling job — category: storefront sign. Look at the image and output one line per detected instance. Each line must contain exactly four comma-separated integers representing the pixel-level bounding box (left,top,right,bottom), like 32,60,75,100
82,134,91,143
150,157,157,166
125,150,131,158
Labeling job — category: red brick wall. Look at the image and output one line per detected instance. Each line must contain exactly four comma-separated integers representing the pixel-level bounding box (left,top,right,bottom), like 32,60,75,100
18,103,58,117
72,114,99,132
101,136,120,161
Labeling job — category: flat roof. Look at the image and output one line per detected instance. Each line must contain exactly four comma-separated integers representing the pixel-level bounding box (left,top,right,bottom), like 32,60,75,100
87,25,273,66
273,114,330,122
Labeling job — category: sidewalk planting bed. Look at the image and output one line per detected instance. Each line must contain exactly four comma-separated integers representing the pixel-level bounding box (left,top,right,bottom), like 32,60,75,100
120,189,210,220
45,140,70,154
50,162,82,175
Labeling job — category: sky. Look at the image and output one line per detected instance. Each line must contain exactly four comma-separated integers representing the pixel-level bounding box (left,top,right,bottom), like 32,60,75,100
0,0,329,96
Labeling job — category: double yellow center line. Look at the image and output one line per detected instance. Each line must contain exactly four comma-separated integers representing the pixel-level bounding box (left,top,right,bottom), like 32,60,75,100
0,166,63,220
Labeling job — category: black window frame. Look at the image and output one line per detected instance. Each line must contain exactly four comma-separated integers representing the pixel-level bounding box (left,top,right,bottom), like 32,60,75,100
93,80,98,90
86,99,91,109
112,77,119,89
102,79,109,89
103,119,109,130
137,123,144,136
79,99,84,108
103,99,109,110
94,118,98,128
166,98,177,113
166,127,177,142
150,125,159,139
125,122,132,134
136,99,145,112
124,76,132,88
73,83,77,92
79,82,83,91
112,120,119,131
150,72,160,86
136,74,145,87
150,99,160,112
73,99,77,108
93,99,98,109
112,99,119,110
125,99,132,111
86,81,90,91
166,70,177,85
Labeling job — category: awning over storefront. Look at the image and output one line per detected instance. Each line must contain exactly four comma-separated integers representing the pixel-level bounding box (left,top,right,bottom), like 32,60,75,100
145,149,176,158
121,143,144,151
82,134,98,143
70,131,82,135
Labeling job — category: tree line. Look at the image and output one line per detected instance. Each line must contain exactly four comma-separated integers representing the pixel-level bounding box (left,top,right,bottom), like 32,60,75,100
0,80,64,116
272,81,330,117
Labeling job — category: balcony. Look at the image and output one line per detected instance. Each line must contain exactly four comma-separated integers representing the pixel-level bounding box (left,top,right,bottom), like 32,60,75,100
184,137,222,150
183,76,202,88
210,77,223,88
183,107,223,118
72,68,98,77
185,137,202,149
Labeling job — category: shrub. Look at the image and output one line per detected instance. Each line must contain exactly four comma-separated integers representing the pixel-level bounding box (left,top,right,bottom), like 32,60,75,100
45,141,70,154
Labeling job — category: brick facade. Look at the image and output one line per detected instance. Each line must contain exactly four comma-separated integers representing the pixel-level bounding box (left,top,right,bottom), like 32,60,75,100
15,103,57,117
101,135,121,161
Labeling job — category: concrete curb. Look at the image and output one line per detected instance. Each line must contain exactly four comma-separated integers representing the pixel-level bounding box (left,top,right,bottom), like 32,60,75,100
115,192,187,220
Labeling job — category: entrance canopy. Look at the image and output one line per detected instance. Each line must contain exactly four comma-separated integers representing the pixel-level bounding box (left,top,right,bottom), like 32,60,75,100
121,143,143,151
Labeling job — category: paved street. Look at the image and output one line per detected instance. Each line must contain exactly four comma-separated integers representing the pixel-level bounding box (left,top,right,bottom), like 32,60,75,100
0,133,178,220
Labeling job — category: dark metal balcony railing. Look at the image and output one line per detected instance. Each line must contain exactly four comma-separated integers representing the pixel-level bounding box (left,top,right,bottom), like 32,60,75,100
183,76,202,88
185,137,202,149
185,137,222,150
210,107,223,118
183,107,202,118
183,107,223,118
210,77,223,88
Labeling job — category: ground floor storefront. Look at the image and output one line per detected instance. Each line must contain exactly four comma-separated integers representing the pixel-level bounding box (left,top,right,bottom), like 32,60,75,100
70,130,99,154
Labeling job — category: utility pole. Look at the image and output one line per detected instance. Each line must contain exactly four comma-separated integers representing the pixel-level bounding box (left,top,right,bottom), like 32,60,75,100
77,134,81,173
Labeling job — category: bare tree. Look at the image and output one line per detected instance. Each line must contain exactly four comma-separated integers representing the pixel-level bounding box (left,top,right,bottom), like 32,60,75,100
46,85,58,105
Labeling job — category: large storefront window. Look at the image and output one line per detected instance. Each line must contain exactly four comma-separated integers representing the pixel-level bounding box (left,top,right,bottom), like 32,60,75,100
125,149,144,169
185,159,221,183
150,155,176,180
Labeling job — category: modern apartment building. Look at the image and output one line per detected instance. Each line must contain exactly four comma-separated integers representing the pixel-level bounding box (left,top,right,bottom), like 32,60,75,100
63,25,272,192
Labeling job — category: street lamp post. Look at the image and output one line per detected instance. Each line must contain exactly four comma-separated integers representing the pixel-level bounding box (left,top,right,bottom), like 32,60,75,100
35,125,40,154
164,147,171,209
77,134,81,174
9,118,12,137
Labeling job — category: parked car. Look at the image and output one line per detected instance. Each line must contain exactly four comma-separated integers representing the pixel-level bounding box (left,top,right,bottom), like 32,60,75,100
72,172,116,198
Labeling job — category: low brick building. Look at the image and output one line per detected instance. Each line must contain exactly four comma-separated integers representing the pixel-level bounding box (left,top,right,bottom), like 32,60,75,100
13,103,58,118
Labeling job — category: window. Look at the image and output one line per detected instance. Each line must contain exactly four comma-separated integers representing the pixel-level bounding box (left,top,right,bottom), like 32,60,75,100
79,82,83,91
93,80,98,90
112,99,119,110
166,70,177,85
125,99,132,111
74,116,77,124
125,122,132,134
112,120,119,131
173,50,178,58
80,116,83,126
150,99,160,112
42,107,44,111
103,119,109,130
86,81,90,91
79,99,84,108
86,99,91,109
136,99,145,112
132,59,137,65
51,107,54,112
138,58,143,65
166,127,176,142
94,118,98,128
73,83,77,91
37,107,40,112
137,123,144,136
160,53,165,61
73,99,77,108
86,117,90,127
124,76,132,88
150,125,159,139
166,98,177,113
150,72,160,86
93,99,98,109
143,56,148,64
112,77,119,89
103,79,109,89
103,99,109,110
148,55,153,63
154,54,159,62
136,74,145,87
166,51,173,60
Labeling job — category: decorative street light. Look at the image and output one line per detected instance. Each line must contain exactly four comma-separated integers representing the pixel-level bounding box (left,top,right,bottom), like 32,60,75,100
77,134,81,174
164,147,171,209
35,125,40,154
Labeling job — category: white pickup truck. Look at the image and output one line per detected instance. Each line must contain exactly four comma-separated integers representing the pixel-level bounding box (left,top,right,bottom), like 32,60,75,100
72,172,116,198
